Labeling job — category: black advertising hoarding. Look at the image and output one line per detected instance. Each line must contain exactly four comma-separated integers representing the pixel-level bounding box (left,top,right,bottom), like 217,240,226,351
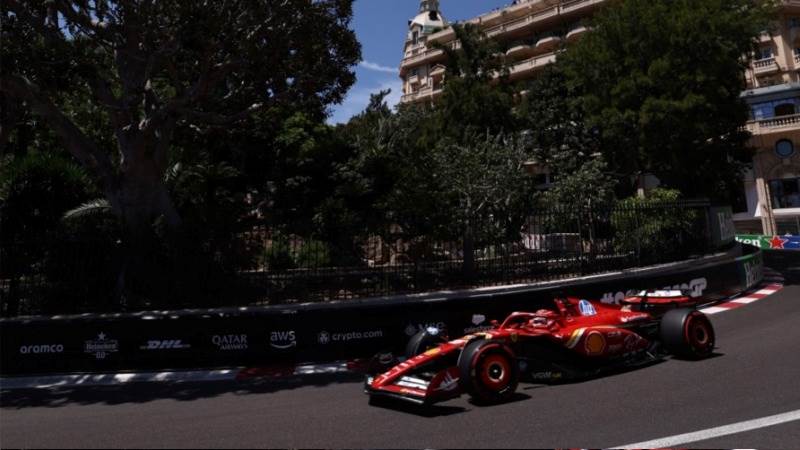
709,206,736,248
0,246,763,376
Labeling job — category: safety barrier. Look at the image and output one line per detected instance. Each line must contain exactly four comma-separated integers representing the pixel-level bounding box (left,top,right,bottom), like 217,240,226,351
0,245,763,376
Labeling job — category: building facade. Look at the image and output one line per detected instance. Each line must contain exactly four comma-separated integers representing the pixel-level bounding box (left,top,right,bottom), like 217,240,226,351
399,0,800,235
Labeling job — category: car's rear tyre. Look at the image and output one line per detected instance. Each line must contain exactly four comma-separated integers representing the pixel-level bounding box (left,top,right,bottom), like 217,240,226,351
458,339,518,404
405,329,445,359
660,309,715,359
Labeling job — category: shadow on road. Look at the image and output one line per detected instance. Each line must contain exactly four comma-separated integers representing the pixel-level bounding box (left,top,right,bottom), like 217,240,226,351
0,371,364,410
368,396,469,417
669,351,725,362
765,250,800,285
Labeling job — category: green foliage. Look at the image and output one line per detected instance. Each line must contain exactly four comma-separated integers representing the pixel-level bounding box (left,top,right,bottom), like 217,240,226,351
432,24,518,139
2,0,361,232
0,152,96,243
261,238,331,271
431,132,535,243
63,199,112,221
295,241,332,269
518,67,616,210
263,237,296,272
612,189,701,260
0,152,120,316
560,0,775,200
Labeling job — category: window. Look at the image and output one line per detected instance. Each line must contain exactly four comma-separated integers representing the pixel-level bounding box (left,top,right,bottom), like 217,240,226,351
750,97,800,120
412,30,419,45
769,177,800,209
757,47,775,60
776,139,795,159
790,17,800,29
776,217,800,235
775,103,796,117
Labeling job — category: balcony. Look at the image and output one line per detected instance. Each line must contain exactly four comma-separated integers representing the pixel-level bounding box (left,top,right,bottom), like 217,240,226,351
561,0,605,15
407,0,604,69
566,25,588,42
426,26,456,45
784,0,800,13
753,57,780,75
430,64,446,80
400,86,444,103
508,51,558,80
745,113,800,134
404,42,427,59
506,44,536,60
535,35,562,53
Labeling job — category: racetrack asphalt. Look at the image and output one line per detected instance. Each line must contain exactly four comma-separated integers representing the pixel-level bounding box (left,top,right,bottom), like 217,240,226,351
1,277,799,448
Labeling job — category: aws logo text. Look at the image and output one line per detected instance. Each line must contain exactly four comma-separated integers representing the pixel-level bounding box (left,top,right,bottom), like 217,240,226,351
270,331,296,350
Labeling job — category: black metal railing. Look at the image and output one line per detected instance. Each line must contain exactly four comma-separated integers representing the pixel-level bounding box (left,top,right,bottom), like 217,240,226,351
0,200,722,317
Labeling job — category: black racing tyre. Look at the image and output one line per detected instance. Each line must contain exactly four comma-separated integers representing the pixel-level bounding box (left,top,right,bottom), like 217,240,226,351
457,339,519,404
405,329,445,359
660,309,715,359
365,351,398,375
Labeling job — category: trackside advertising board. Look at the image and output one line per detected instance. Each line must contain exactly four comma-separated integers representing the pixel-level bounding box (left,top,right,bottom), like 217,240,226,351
736,234,800,250
0,246,763,376
710,207,736,247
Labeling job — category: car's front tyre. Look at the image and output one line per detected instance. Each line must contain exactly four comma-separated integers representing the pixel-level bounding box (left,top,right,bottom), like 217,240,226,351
458,339,519,404
405,328,446,359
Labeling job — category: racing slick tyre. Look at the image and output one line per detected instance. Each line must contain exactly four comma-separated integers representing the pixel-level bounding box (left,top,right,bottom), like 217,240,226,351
405,329,446,359
457,339,519,404
660,309,715,359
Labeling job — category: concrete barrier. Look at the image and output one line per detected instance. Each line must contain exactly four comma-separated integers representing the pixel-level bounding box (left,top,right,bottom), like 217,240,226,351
0,244,762,376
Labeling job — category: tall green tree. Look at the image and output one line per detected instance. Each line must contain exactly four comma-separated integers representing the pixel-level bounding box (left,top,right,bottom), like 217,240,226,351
1,0,361,236
431,23,517,139
517,66,615,209
560,0,775,199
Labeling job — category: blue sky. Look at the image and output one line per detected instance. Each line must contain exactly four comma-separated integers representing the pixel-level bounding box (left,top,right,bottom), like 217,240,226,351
328,0,510,124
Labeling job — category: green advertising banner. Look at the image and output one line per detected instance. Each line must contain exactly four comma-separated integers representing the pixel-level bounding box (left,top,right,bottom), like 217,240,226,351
736,234,800,250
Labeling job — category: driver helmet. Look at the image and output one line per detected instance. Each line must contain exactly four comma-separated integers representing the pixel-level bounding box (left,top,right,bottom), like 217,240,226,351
531,309,558,327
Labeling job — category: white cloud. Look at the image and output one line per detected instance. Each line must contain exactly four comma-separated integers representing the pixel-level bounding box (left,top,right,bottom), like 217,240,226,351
359,60,398,74
329,79,403,125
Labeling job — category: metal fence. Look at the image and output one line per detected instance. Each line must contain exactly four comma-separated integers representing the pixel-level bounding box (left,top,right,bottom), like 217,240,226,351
0,200,720,317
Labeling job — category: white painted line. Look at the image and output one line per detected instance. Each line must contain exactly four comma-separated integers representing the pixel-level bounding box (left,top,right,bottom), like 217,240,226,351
731,297,759,305
699,306,729,315
0,369,239,390
754,288,779,296
614,409,800,448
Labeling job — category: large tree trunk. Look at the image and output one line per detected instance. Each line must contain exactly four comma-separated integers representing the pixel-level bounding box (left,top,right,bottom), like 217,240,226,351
107,139,181,309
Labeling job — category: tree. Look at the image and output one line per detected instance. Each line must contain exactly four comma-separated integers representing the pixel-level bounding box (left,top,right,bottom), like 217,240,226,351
559,0,775,200
432,132,535,275
517,66,616,209
431,24,517,139
1,0,361,236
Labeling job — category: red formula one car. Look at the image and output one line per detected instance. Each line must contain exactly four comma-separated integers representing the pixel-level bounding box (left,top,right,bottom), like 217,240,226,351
365,291,714,406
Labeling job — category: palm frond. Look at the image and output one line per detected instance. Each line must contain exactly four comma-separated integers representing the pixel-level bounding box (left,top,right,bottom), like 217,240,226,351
63,198,112,221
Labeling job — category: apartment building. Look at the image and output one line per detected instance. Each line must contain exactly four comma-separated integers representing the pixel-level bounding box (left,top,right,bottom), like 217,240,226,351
400,0,800,235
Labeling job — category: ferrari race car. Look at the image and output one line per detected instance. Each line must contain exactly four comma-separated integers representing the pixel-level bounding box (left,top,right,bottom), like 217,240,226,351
365,291,714,406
